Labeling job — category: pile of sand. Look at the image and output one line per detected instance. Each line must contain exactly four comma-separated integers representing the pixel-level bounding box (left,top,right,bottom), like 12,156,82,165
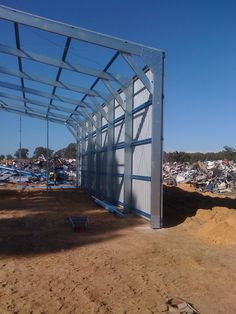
185,206,236,246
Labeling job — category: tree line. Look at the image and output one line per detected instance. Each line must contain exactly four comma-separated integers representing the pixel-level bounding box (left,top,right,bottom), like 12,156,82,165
1,145,236,163
164,146,236,163
0,143,76,161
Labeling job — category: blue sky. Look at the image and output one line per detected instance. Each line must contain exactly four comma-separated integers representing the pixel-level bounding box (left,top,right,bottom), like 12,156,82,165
0,0,235,156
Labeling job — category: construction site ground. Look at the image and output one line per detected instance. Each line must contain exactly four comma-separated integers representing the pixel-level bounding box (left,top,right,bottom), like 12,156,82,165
0,184,236,314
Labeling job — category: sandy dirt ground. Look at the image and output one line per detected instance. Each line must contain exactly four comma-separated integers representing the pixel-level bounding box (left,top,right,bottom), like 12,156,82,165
0,185,236,313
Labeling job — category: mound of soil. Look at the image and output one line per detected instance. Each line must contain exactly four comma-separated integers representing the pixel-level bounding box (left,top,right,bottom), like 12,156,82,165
185,206,236,246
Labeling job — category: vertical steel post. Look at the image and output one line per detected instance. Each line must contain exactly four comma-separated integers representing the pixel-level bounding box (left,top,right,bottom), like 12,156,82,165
76,124,80,188
79,126,83,187
46,118,49,192
149,52,165,228
87,120,93,193
107,100,114,201
95,112,102,197
19,115,22,186
81,123,86,189
123,84,133,212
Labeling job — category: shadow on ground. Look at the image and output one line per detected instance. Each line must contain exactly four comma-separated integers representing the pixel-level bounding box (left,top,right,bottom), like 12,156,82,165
163,185,236,228
0,186,236,256
0,189,146,257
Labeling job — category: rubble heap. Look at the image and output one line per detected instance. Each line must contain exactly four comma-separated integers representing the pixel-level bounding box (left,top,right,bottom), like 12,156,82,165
0,156,76,185
163,160,236,194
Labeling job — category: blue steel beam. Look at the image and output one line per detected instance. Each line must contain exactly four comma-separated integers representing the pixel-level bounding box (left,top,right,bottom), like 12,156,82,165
66,123,77,139
0,66,107,101
66,51,120,123
0,103,66,125
0,99,69,121
47,37,71,116
121,53,152,93
14,22,27,112
0,91,83,114
0,80,89,107
0,43,117,81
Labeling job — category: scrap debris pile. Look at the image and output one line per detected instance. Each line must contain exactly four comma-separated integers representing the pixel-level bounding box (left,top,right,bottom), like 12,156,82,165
163,160,236,194
0,155,76,186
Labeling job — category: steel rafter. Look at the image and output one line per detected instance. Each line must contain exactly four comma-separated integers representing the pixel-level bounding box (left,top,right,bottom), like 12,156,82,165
14,22,27,112
0,99,70,121
0,80,88,107
47,37,71,116
0,66,107,102
66,51,120,123
0,91,83,114
0,43,118,82
0,5,163,55
121,53,152,93
0,101,67,125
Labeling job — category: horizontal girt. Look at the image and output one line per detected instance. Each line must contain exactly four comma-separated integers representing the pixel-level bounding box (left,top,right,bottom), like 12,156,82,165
0,102,68,125
0,80,89,107
0,91,83,115
0,66,106,100
0,43,116,81
0,99,70,121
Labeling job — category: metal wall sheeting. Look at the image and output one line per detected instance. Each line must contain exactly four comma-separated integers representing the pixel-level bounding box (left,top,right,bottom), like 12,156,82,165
79,71,158,222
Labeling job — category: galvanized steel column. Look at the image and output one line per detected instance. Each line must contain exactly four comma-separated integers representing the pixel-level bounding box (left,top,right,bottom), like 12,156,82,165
76,125,80,188
81,123,86,189
150,52,165,228
95,112,102,197
123,83,133,212
107,100,114,201
19,115,22,186
46,118,49,192
87,120,93,193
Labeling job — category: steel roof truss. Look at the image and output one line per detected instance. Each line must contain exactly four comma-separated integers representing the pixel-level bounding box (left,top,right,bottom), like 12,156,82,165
13,22,27,112
0,80,89,107
47,37,71,116
0,43,120,82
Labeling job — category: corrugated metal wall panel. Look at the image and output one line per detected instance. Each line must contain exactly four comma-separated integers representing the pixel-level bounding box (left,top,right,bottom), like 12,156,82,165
133,106,152,141
114,148,124,173
114,121,125,144
132,143,151,176
132,180,151,215
113,176,124,204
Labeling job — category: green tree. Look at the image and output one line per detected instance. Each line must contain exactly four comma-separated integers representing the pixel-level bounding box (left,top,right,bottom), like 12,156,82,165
55,143,76,159
14,148,29,159
6,154,13,160
165,151,190,163
222,146,236,161
64,143,76,159
223,146,235,153
33,146,54,159
0,154,5,161
165,146,236,163
54,148,66,158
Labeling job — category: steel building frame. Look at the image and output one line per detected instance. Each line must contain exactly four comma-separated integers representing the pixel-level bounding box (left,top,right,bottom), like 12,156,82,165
0,5,164,228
